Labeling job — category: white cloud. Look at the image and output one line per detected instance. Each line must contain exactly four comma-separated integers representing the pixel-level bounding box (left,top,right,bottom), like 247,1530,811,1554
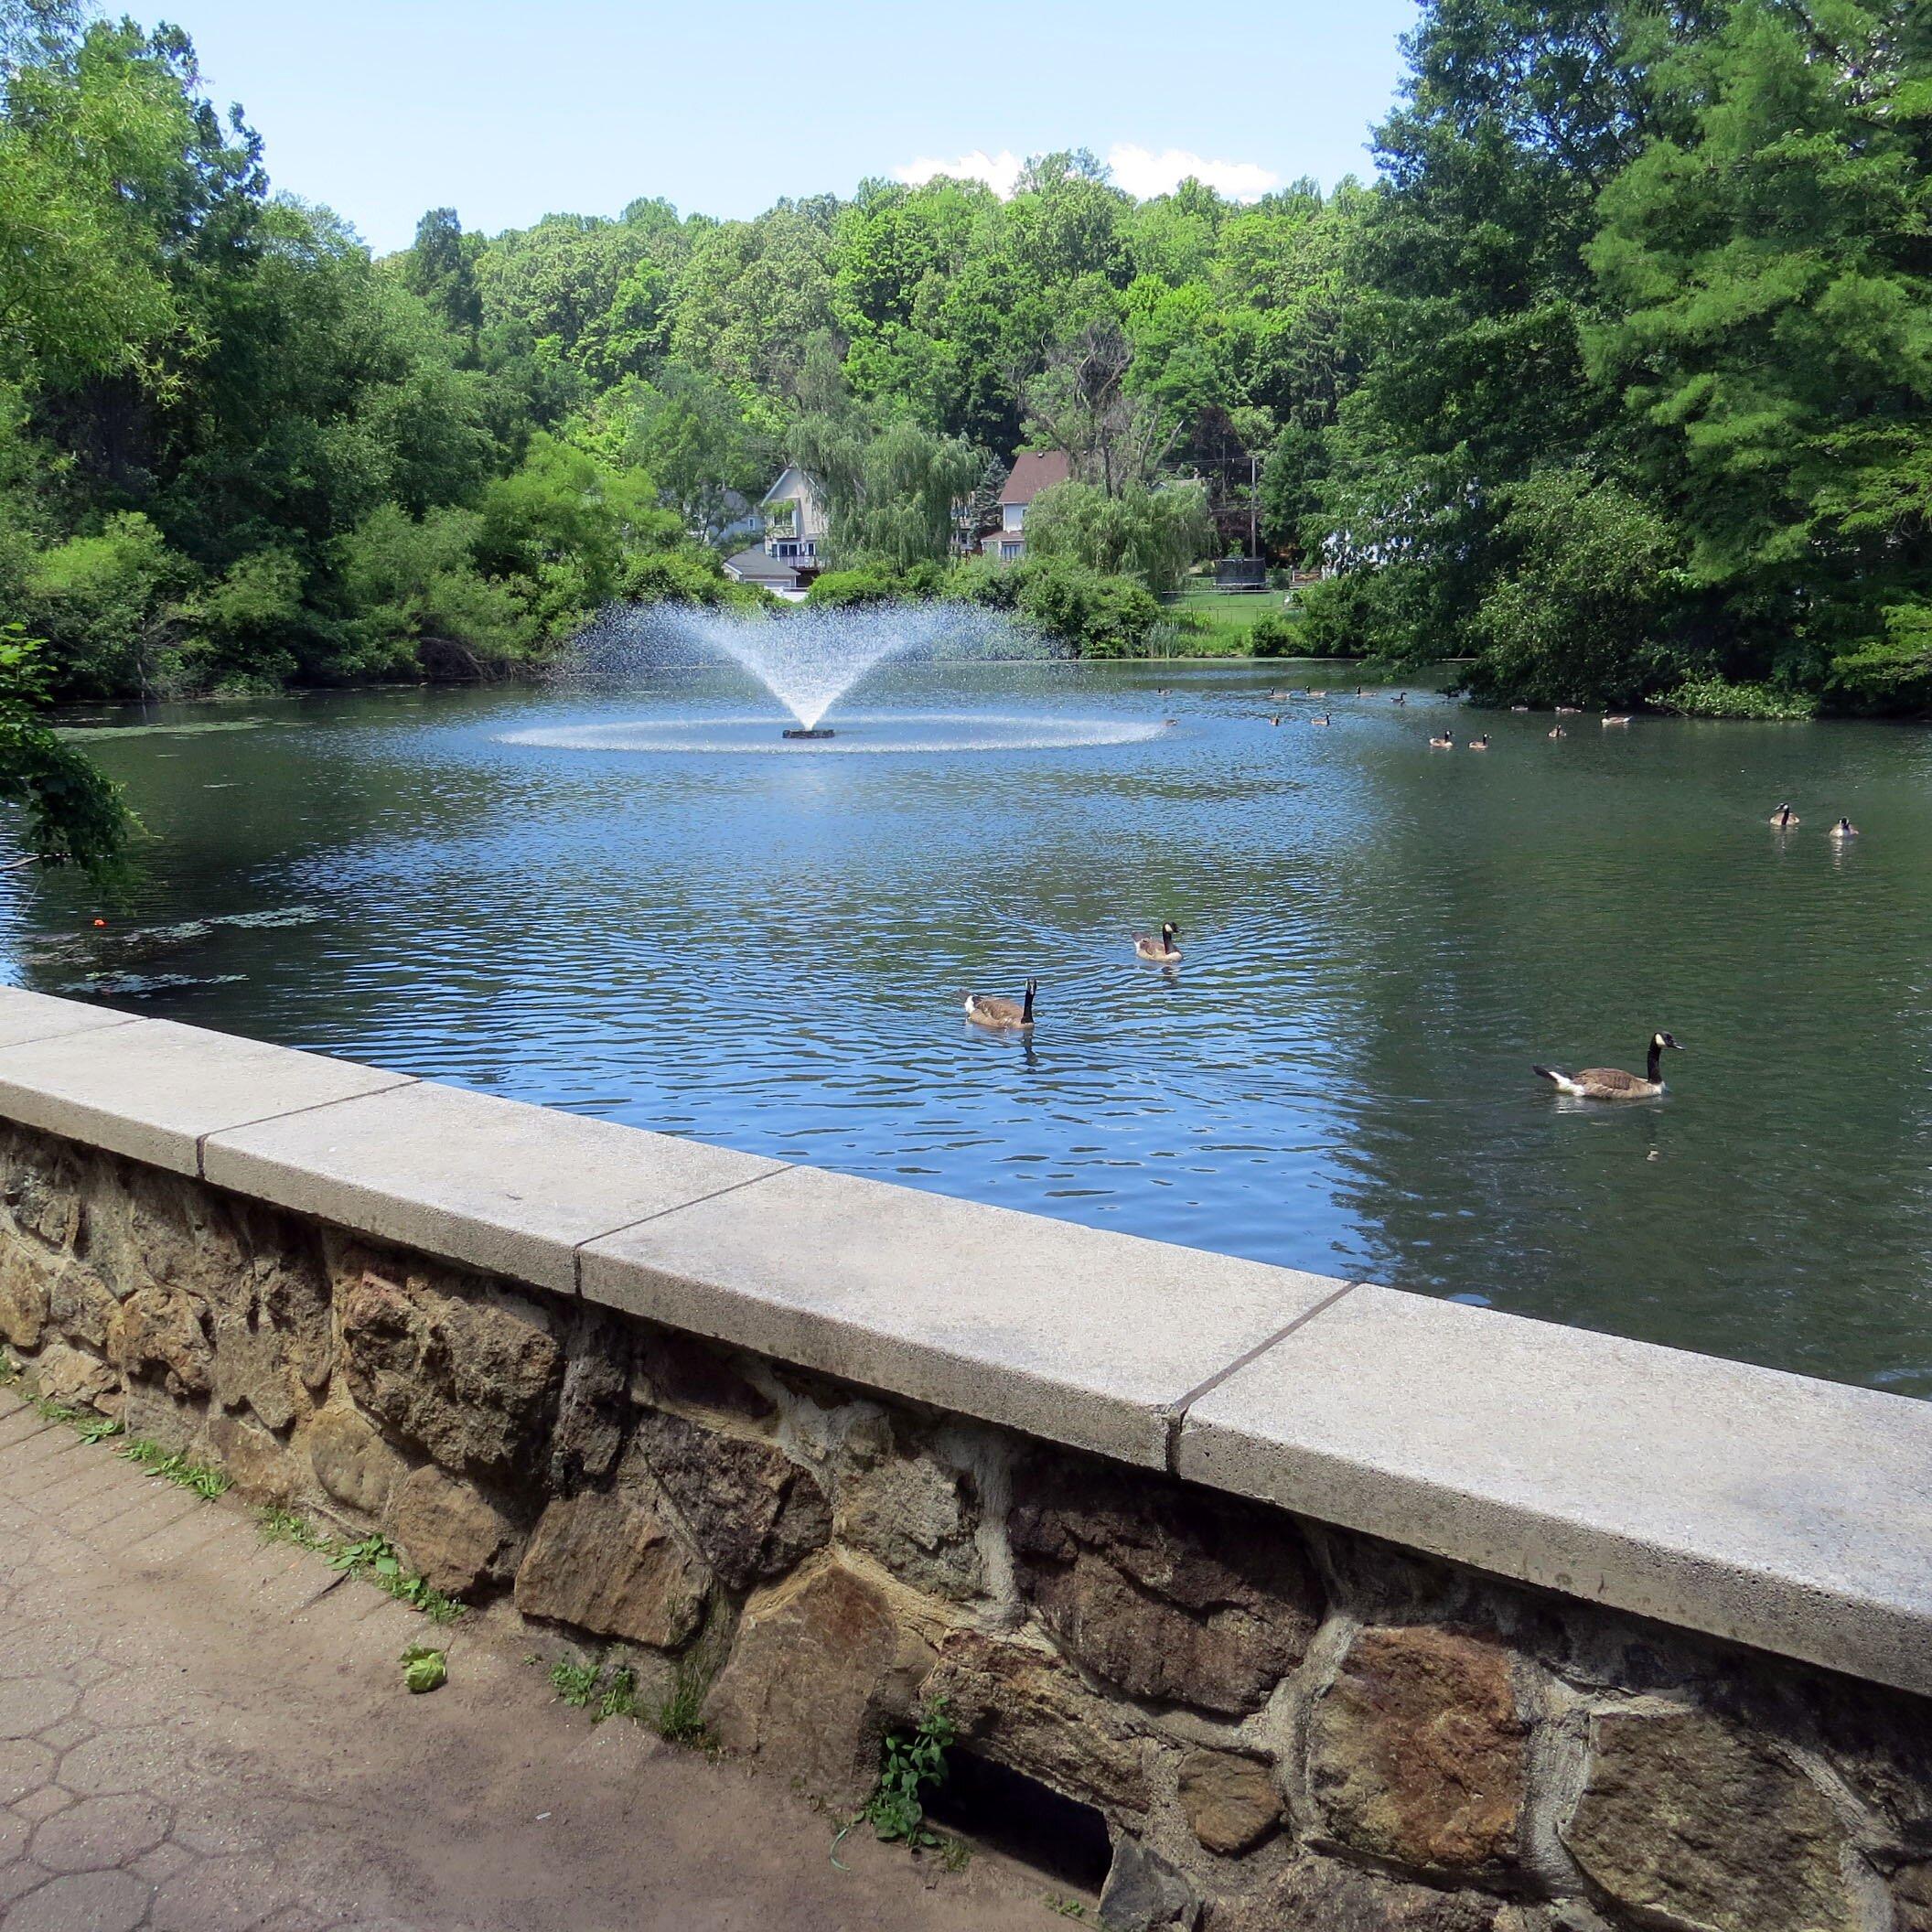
892,144,1280,204
1105,145,1280,202
893,149,1027,197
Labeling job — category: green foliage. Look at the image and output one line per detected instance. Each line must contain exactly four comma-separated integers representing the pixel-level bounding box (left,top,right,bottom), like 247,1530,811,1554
861,1698,957,1848
255,1506,332,1552
1466,470,1680,708
549,1658,601,1708
400,1643,447,1694
652,1652,715,1746
0,1,1922,709
120,1437,231,1497
1022,479,1211,597
0,624,128,873
1247,611,1299,658
327,1534,464,1624
1658,677,1819,722
953,553,1163,658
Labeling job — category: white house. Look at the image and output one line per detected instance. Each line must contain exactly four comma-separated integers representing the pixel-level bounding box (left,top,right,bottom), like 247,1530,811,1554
721,467,829,600
984,449,1072,563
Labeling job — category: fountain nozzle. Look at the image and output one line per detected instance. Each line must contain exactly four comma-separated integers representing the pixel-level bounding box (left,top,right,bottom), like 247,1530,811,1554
781,726,836,740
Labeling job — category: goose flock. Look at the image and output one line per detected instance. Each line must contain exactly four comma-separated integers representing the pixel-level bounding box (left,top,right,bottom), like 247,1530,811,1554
961,685,1869,1103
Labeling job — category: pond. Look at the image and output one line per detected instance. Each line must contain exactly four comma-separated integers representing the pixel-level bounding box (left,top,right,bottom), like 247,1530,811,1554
15,659,1932,1399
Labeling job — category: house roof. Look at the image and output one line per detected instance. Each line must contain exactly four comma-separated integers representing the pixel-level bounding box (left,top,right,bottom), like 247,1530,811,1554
999,450,1072,508
721,544,802,584
759,466,818,507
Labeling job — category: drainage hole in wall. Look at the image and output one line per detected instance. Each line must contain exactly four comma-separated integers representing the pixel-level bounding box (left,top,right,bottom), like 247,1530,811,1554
924,1750,1112,1891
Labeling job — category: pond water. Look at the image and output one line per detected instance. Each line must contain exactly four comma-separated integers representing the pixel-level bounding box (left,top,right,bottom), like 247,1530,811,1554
15,660,1932,1398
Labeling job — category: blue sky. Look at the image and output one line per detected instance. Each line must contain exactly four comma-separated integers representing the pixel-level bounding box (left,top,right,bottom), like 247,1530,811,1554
163,0,1419,253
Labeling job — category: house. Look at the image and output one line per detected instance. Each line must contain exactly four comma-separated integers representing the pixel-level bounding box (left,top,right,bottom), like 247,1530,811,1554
984,450,1072,563
721,467,828,600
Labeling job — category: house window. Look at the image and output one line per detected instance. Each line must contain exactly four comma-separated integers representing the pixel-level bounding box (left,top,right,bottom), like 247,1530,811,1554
1000,540,1023,561
1002,503,1025,531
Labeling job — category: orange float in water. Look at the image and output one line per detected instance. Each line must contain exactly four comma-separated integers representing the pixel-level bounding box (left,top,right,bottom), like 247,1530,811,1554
92,918,106,928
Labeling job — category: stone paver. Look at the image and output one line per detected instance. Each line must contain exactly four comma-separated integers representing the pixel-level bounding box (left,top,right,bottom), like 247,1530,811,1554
0,1389,1064,1929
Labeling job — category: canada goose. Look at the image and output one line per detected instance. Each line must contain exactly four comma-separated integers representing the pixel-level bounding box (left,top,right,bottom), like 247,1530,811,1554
1133,923,1182,965
1429,732,1454,749
1157,687,1172,697
1602,713,1633,727
1306,689,1328,699
1391,692,1408,705
1829,816,1861,839
1509,704,1530,713
1548,724,1566,740
1269,690,1293,699
964,979,1037,1031
1354,686,1364,696
1556,705,1583,715
1534,1032,1682,1101
1769,803,1799,829
1468,734,1490,750
1270,714,1283,726
1311,714,1332,726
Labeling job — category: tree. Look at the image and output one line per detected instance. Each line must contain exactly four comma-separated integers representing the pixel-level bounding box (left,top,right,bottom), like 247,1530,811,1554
1022,478,1211,596
0,622,127,872
1023,318,1178,494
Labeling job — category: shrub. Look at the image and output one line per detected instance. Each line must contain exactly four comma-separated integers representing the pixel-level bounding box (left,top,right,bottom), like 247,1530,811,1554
1247,611,1299,657
954,553,1161,658
1658,676,1819,721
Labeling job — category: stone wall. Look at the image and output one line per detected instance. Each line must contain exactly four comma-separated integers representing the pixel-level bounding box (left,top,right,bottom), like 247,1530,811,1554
3,1120,1928,1932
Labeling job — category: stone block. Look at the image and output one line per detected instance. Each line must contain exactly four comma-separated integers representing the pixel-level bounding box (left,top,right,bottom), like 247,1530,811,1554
1011,1457,1323,1715
1307,1624,1527,1875
1098,1838,1200,1931
0,1243,51,1348
837,1417,983,1600
1211,1856,1509,1931
303,1405,407,1519
1176,1748,1281,1857
0,1017,412,1176
204,1412,292,1503
1558,1703,1860,1932
513,1487,710,1647
111,1285,212,1398
31,1341,115,1408
393,1464,515,1596
704,1559,933,1807
581,1163,1346,1468
923,1630,1150,1817
1178,1283,1932,1698
628,1408,828,1592
0,988,141,1049
338,1264,561,1479
204,1079,782,1296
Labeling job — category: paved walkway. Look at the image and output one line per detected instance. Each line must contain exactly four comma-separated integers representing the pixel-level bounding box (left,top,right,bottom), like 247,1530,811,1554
0,1389,1065,1931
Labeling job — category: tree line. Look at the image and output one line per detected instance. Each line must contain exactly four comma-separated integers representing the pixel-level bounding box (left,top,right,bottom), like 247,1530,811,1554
0,0,1926,763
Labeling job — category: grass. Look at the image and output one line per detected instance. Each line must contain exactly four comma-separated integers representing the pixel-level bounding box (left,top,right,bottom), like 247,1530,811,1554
255,1510,464,1624
652,1652,715,1745
120,1436,231,1497
326,1533,464,1625
1044,1896,1088,1917
546,1651,715,1744
1165,582,1292,656
255,1506,335,1554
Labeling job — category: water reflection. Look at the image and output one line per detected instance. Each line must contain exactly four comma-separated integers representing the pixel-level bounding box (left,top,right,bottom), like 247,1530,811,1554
11,661,1932,1397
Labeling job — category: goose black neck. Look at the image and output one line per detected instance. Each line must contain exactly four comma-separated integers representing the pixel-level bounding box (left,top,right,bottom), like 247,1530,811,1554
1648,1040,1663,1083
1022,982,1036,1023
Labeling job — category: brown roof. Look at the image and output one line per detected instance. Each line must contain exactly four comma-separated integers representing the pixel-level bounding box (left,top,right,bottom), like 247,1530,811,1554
999,450,1072,508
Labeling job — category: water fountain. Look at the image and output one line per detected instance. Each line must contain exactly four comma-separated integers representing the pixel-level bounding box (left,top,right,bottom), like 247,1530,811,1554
503,602,1168,757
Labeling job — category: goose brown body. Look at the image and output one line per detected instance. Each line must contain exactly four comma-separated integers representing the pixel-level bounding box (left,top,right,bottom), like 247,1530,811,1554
964,979,1037,1030
1133,923,1182,965
1534,1033,1681,1100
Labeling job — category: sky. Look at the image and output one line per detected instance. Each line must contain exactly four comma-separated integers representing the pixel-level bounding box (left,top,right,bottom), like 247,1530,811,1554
157,0,1420,254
